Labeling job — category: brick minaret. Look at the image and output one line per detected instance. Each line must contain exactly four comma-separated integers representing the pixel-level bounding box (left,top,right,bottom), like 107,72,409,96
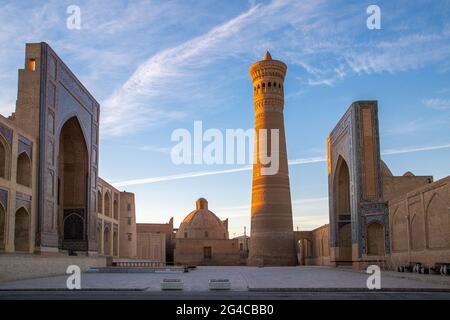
248,52,296,266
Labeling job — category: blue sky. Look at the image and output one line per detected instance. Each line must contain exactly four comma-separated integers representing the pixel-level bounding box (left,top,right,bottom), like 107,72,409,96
0,0,449,237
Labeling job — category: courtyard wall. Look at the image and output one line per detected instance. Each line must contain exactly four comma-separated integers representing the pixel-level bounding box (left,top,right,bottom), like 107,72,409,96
0,253,105,282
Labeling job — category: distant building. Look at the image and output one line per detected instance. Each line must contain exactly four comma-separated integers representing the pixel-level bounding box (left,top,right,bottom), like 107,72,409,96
173,198,240,266
135,219,173,263
233,234,250,254
118,191,137,259
294,225,330,266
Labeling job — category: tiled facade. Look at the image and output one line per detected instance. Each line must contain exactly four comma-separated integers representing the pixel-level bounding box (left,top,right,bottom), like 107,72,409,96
299,101,449,270
0,43,136,259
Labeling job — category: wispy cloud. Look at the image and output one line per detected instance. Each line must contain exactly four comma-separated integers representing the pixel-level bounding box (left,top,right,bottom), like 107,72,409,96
100,0,450,136
384,119,423,135
99,0,322,136
422,98,450,110
111,156,328,187
100,3,265,136
139,145,171,154
346,33,450,74
112,166,252,187
1,0,449,137
381,143,450,155
288,156,326,165
112,142,450,187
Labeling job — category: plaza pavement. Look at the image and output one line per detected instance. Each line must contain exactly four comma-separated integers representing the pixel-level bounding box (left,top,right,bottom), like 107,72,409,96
0,266,450,292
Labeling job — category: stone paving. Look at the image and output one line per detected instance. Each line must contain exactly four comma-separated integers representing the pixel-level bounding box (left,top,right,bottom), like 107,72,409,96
0,266,449,291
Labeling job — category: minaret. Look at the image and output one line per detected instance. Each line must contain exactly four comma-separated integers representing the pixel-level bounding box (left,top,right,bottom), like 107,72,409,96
248,51,296,266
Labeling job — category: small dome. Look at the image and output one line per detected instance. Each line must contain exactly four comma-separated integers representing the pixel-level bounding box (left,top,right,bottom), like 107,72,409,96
263,51,272,60
196,198,208,210
177,199,228,240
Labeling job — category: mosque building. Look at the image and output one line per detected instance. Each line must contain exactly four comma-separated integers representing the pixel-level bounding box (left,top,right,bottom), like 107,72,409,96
173,198,240,265
1,44,449,280
0,43,137,277
297,101,450,271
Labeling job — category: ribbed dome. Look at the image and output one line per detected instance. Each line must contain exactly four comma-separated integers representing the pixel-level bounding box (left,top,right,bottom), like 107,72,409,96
176,198,228,240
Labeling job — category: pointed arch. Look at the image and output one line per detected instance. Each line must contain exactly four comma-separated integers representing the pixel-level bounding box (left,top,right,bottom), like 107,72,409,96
103,225,111,256
57,116,88,248
16,152,31,187
97,190,103,214
113,229,118,256
333,155,352,262
0,203,5,250
319,234,324,257
426,193,449,249
391,204,408,252
97,222,103,254
0,135,9,179
322,231,329,257
411,213,425,251
334,156,351,216
104,192,111,217
14,207,30,252
113,199,118,220
57,113,90,153
366,222,385,255
63,212,84,240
